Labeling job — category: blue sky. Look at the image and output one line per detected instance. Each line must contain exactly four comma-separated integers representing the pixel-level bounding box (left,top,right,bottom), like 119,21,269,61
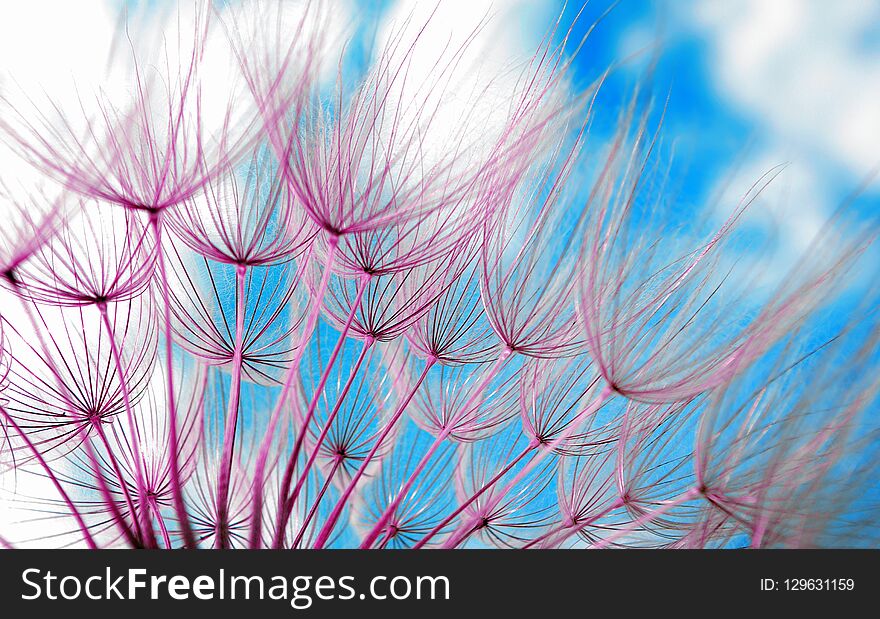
0,0,878,547
327,0,880,288
2,0,876,243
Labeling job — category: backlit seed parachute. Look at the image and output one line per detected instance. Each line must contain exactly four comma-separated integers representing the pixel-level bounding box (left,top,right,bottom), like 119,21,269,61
0,2,877,550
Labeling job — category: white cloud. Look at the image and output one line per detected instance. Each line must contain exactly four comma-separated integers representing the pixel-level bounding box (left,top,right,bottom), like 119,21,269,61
678,0,880,271
374,0,559,167
693,0,880,176
0,1,117,90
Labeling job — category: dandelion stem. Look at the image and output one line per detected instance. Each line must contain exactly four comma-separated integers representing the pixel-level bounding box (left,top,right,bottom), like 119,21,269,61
290,458,341,549
150,212,197,548
361,347,513,548
414,442,532,549
11,290,139,546
437,385,615,549
149,494,172,549
0,405,98,549
522,522,571,550
282,335,375,546
97,302,156,548
272,272,372,547
215,263,248,549
312,357,437,549
84,435,143,547
751,517,769,548
523,500,623,549
247,236,338,548
90,420,146,546
360,430,445,549
587,487,701,549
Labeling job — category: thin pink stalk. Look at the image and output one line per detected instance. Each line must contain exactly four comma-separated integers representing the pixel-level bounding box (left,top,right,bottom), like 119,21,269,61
588,487,701,550
312,357,438,549
215,263,248,548
441,385,615,548
247,236,338,548
150,212,197,548
90,420,145,546
12,288,140,546
0,404,98,549
97,301,156,548
148,494,172,549
271,272,372,548
291,458,341,549
412,443,532,549
360,430,446,549
521,522,572,550
523,499,623,549
751,517,769,549
360,347,513,548
81,436,141,546
283,336,375,543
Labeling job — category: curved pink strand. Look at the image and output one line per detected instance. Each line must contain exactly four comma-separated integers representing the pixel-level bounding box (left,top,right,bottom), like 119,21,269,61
312,357,437,549
360,346,513,548
214,263,247,548
0,404,99,549
271,273,372,547
247,237,338,548
150,212,196,547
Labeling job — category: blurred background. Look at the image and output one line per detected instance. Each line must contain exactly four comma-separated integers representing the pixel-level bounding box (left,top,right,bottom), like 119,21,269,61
2,0,878,275
0,0,878,546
